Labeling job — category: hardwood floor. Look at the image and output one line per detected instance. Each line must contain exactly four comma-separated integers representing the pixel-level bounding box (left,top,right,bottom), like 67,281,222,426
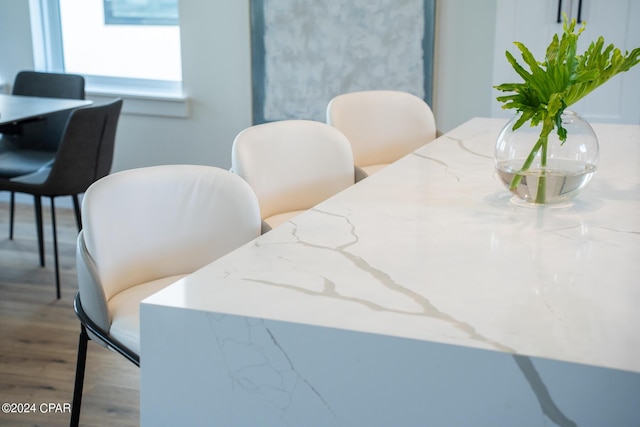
0,201,139,427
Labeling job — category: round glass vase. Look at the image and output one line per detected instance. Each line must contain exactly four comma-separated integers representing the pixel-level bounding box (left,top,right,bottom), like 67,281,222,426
495,110,599,205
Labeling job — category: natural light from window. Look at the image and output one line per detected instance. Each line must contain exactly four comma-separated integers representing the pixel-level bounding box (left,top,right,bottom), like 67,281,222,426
58,0,181,82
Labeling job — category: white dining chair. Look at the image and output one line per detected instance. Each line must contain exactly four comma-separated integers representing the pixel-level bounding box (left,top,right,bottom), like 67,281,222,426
326,90,437,179
231,119,355,232
70,164,262,427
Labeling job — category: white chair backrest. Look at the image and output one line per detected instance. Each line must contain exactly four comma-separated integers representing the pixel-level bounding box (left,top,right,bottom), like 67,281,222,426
81,165,261,301
231,119,354,221
327,90,437,169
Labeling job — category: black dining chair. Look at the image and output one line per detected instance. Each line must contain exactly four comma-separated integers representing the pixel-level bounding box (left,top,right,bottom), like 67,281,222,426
0,70,85,141
0,98,123,298
0,70,86,260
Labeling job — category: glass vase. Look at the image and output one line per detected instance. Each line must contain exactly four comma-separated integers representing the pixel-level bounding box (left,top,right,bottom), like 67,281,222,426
494,110,599,205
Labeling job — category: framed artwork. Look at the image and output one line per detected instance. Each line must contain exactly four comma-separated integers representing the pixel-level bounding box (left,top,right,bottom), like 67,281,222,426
250,0,436,124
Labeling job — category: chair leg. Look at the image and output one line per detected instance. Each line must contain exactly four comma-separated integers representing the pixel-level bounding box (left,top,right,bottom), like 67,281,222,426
9,191,15,239
50,197,61,299
72,194,82,232
70,325,89,427
34,195,45,267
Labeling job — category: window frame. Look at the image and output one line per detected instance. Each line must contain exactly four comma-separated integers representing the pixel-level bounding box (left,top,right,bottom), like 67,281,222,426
28,0,188,118
103,0,179,26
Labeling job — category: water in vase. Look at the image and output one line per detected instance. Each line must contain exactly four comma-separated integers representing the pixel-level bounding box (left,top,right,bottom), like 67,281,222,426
496,159,597,204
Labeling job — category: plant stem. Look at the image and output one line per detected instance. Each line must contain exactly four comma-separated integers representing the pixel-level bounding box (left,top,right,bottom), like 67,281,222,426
536,135,549,203
509,119,554,203
508,137,543,190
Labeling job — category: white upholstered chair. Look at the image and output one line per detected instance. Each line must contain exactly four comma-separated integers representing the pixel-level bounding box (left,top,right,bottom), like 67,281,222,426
70,165,261,426
326,90,437,179
231,119,355,232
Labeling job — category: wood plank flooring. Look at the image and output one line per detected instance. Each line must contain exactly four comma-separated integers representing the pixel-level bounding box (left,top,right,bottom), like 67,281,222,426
0,200,139,427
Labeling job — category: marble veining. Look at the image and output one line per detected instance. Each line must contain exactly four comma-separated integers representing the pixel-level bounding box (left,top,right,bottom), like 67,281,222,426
206,314,576,427
411,151,461,182
141,118,640,426
456,139,496,159
248,208,516,355
513,355,577,427
143,118,640,374
206,314,339,425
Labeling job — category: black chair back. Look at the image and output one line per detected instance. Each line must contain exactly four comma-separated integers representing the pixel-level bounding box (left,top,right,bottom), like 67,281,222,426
10,71,86,151
42,99,123,196
12,70,85,99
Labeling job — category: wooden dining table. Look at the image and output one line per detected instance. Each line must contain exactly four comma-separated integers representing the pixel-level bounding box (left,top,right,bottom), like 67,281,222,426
140,117,640,427
0,93,92,125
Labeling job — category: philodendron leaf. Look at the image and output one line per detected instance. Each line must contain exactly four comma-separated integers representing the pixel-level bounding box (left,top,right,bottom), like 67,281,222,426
494,14,639,200
494,15,640,135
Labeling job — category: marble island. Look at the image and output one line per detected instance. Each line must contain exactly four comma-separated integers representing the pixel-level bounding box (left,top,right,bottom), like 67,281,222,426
140,118,640,426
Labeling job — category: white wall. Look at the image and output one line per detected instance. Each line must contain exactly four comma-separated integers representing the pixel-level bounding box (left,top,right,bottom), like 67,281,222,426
0,0,35,81
433,0,498,132
108,0,253,172
0,0,497,174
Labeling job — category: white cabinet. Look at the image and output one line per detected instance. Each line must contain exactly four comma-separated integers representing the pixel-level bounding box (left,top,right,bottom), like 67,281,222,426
492,0,640,124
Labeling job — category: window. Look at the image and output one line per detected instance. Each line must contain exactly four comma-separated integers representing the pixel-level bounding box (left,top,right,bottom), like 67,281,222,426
103,0,179,26
29,0,186,116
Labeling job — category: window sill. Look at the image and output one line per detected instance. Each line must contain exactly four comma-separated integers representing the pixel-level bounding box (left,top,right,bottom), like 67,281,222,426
2,80,189,119
86,86,189,119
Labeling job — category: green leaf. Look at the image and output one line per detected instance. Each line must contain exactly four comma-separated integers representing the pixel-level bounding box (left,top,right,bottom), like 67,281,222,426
495,15,639,133
495,14,639,200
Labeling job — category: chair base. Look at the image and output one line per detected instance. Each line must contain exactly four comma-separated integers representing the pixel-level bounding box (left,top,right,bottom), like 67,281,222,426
7,193,83,299
69,325,88,427
70,293,139,427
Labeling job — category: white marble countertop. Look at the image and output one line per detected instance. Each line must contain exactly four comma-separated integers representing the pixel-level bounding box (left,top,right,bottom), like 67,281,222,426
144,117,640,374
